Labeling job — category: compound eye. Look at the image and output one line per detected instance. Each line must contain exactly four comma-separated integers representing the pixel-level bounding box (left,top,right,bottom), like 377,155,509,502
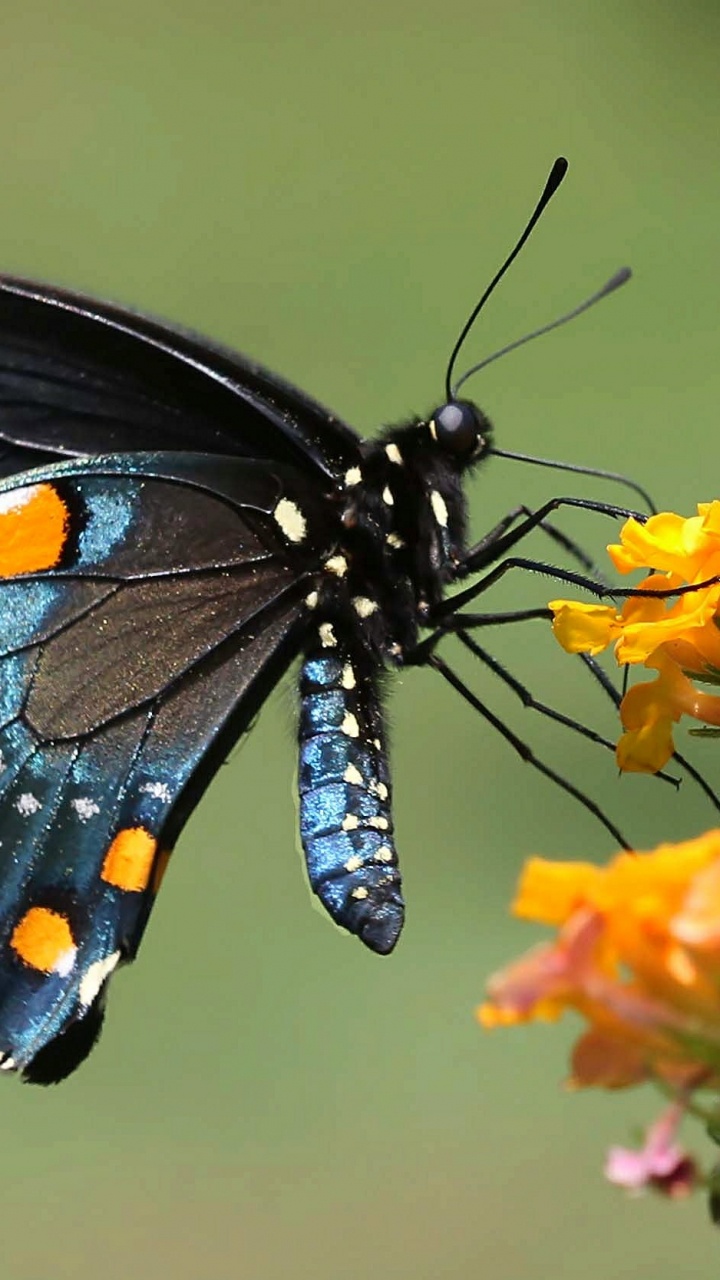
430,400,487,457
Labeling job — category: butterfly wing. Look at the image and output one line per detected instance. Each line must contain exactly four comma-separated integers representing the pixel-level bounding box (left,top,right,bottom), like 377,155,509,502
0,453,332,1081
0,276,362,479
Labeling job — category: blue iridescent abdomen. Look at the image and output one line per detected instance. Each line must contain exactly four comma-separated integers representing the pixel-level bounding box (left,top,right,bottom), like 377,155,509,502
297,647,404,954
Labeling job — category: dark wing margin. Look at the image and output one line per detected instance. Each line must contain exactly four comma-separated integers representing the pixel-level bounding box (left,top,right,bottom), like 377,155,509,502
0,275,362,480
0,454,327,1081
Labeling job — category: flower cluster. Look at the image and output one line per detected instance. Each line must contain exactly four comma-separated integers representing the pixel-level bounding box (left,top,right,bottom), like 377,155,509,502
478,829,720,1197
549,501,720,773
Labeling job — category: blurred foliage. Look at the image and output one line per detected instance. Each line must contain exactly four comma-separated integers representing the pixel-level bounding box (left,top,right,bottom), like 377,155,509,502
1,1,720,1275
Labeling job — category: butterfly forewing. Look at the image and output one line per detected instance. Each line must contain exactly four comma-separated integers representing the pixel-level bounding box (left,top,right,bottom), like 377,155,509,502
0,277,361,478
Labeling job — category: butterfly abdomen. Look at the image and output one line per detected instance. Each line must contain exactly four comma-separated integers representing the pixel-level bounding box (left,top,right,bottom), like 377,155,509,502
297,645,403,955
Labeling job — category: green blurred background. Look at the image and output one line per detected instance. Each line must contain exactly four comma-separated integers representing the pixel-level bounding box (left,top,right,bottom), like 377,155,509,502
2,1,720,1274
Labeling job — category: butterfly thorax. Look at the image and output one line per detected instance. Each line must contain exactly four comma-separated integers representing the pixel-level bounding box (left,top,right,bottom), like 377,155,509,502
307,414,490,666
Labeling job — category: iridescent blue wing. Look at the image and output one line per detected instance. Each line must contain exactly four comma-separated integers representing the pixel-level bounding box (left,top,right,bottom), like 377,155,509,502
0,276,362,479
0,453,332,1082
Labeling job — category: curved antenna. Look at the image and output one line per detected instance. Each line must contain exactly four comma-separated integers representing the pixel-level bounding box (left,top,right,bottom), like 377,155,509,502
489,444,657,515
453,267,631,395
444,156,568,402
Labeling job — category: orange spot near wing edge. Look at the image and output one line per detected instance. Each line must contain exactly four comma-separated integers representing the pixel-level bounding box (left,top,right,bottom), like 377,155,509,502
11,907,77,973
102,827,158,893
0,483,70,576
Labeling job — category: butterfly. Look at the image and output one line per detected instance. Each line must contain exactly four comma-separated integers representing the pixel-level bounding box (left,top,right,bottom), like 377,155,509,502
0,158,634,1083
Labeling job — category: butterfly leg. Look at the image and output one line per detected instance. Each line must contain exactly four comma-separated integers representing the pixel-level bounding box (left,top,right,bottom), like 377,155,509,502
426,650,631,847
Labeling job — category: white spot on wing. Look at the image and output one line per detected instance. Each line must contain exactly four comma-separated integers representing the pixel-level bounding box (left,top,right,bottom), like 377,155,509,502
319,622,337,648
0,485,40,515
341,712,360,738
385,443,403,465
0,1056,16,1071
351,886,369,900
79,951,121,1008
55,946,78,978
430,490,449,528
382,486,394,506
72,797,100,822
342,814,359,831
273,497,307,544
140,781,172,803
375,846,393,863
343,764,363,785
386,532,405,549
341,663,356,690
16,793,41,817
344,854,362,872
344,466,362,487
368,816,389,830
305,590,319,610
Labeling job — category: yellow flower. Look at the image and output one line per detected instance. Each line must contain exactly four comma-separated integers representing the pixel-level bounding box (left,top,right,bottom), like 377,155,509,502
478,830,720,1090
549,502,720,773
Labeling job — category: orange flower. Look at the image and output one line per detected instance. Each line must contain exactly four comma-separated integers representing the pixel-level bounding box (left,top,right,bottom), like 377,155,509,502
549,502,720,772
478,830,720,1090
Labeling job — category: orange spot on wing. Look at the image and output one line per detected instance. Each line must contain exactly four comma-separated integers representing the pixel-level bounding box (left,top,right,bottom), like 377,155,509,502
11,906,76,973
101,827,157,892
0,483,70,576
151,847,172,894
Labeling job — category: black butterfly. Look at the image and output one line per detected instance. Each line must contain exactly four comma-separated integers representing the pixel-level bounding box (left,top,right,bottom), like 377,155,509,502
0,157,634,1084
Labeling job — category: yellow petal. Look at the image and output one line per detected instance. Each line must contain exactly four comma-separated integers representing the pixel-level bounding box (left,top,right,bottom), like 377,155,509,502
548,600,622,656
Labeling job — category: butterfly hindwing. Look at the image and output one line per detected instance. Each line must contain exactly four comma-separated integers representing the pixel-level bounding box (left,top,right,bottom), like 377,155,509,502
0,454,328,1079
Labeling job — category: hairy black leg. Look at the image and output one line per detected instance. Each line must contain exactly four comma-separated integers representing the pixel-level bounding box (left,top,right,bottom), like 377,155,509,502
460,496,637,576
426,651,631,848
469,503,609,582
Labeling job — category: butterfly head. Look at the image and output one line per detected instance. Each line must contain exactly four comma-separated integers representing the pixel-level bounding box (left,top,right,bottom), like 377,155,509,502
427,400,492,466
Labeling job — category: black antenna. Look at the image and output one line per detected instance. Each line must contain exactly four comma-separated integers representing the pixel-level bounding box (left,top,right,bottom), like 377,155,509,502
444,156,568,402
453,268,631,395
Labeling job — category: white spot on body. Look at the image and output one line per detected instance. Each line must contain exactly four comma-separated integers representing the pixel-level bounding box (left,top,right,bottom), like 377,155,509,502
79,951,121,1008
342,814,359,831
344,467,362,487
325,554,348,577
382,486,394,506
16,793,41,817
344,854,362,872
341,663,356,690
430,490,449,529
428,419,438,441
273,497,307,544
319,622,337,648
385,443,403,465
305,590,319,610
352,596,378,618
341,712,360,738
140,781,172,803
343,764,363,785
72,797,100,822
